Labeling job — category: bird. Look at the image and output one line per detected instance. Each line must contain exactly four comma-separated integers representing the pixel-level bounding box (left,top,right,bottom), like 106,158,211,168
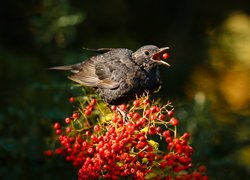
49,45,170,105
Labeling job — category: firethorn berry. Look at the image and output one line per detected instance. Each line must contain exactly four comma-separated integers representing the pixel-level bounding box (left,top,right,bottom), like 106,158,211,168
132,112,141,120
151,114,157,121
193,172,202,179
170,117,179,126
86,105,94,111
150,106,157,113
182,132,191,139
163,130,171,138
44,150,53,156
87,147,94,154
84,109,92,116
128,112,134,118
111,105,117,111
156,127,162,133
65,127,71,133
158,114,166,120
137,118,146,126
94,125,100,132
69,97,75,103
143,98,149,104
85,130,91,136
90,99,97,105
198,165,207,172
64,117,71,124
167,110,174,117
119,104,127,111
144,109,152,116
55,129,62,135
54,122,61,129
112,117,118,123
133,100,140,107
72,112,79,119
162,53,169,59
117,118,123,124
150,106,160,113
149,126,157,134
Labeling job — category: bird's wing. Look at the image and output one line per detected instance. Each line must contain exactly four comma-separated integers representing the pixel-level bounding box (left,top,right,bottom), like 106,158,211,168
68,58,120,89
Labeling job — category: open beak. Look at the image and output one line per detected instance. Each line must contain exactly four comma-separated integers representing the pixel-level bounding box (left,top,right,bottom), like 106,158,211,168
151,47,170,66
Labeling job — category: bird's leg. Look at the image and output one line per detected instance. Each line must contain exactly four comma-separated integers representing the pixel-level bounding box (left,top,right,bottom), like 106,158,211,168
116,107,129,122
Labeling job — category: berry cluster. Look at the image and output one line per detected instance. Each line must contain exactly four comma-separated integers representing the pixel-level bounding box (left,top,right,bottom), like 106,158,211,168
48,94,208,179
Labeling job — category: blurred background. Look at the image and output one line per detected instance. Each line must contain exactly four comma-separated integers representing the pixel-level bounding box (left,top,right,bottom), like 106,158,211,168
1,0,250,179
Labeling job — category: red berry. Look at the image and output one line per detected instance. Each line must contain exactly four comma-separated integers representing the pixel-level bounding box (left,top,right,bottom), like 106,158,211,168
64,117,71,124
86,105,94,111
55,129,62,135
72,112,79,119
90,99,97,105
198,165,207,172
104,149,111,158
150,106,156,113
169,117,179,126
158,114,166,120
151,114,157,121
133,100,140,107
156,127,162,133
193,172,202,179
163,130,171,138
111,105,117,111
82,141,88,147
74,143,81,150
119,104,127,111
117,118,123,124
65,127,71,133
143,98,149,104
137,141,147,149
202,176,209,180
94,125,100,132
150,106,159,113
128,112,134,118
132,112,141,120
160,161,168,168
87,147,94,154
137,118,146,126
84,109,92,116
162,53,169,59
167,110,174,117
85,130,91,136
54,122,61,129
130,168,136,174
112,117,119,123
149,126,157,134
69,97,75,103
182,132,191,139
43,150,53,156
144,109,152,116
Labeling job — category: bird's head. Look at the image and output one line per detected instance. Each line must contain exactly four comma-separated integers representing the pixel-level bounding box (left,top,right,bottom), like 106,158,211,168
132,45,170,68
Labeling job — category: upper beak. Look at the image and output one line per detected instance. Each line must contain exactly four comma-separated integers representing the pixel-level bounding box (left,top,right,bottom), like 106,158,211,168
151,47,171,66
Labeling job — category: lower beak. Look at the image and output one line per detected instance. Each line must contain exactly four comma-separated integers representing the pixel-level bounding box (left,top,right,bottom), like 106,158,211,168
152,47,170,66
159,60,170,66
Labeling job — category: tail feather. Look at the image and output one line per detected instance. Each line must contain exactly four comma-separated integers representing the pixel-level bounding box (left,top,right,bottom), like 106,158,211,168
48,65,73,71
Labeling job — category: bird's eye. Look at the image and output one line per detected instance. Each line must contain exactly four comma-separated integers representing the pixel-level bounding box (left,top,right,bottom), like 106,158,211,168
144,51,150,56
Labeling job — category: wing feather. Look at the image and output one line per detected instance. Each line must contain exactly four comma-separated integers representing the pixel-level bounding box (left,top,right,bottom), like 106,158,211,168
68,58,120,89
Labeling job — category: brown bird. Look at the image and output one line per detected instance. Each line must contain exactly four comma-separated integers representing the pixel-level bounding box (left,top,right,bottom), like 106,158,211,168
49,45,170,105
